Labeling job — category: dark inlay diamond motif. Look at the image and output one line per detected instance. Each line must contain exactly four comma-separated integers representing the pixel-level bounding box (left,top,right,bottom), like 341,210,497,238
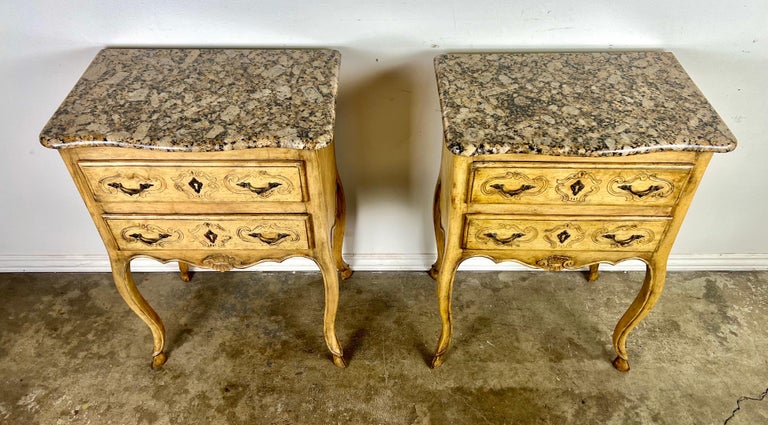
570,180,585,196
204,230,218,244
557,230,571,244
188,177,204,194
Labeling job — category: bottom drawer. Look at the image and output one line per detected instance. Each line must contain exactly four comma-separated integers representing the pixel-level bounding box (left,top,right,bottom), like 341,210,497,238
464,215,670,252
105,215,311,251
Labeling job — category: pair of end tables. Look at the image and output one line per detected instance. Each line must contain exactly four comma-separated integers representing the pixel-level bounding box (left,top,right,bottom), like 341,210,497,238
41,48,735,371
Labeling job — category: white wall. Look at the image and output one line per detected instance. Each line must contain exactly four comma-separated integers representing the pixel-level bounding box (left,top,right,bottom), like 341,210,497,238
1,1,766,271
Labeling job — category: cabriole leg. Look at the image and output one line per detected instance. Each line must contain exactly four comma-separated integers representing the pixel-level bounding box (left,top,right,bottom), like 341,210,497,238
317,254,347,368
612,259,667,372
431,253,461,368
110,257,167,369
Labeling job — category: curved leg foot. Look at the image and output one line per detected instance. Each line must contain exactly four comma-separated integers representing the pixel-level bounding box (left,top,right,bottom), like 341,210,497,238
332,174,353,281
318,255,346,367
152,351,168,369
332,354,348,368
340,267,354,281
428,264,439,281
179,262,192,282
429,179,445,281
110,258,167,367
612,259,666,372
431,353,447,369
612,356,630,372
587,264,599,282
431,254,460,369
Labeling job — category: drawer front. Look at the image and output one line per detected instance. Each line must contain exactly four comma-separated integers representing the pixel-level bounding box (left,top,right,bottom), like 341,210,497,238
470,162,692,207
464,215,670,252
105,215,311,251
80,161,305,203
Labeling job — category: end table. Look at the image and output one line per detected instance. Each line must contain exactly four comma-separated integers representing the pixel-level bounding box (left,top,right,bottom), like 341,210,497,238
430,52,736,370
41,48,351,368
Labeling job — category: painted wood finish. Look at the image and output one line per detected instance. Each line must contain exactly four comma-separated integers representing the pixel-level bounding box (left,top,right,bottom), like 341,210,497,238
59,145,351,368
79,160,307,203
42,48,350,369
430,148,714,371
430,52,735,371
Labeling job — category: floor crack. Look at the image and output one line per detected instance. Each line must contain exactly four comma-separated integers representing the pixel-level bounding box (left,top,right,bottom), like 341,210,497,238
723,386,768,425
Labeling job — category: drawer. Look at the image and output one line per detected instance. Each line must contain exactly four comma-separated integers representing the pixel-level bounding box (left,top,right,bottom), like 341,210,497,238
469,162,692,207
80,161,305,203
464,215,670,252
105,214,311,251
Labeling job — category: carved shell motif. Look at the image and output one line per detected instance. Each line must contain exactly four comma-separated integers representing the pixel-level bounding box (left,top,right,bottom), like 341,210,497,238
535,255,574,271
202,254,246,272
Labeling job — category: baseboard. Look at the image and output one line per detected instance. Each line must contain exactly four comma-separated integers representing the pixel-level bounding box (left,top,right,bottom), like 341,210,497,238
1,253,767,273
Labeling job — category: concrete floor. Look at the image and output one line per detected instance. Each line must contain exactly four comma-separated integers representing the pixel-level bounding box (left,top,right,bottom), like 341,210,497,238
0,270,766,424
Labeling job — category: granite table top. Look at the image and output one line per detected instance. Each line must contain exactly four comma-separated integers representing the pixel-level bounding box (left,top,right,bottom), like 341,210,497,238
435,52,737,157
40,48,341,152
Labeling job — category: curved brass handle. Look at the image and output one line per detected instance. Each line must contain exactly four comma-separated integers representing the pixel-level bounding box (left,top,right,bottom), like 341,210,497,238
248,232,290,245
490,183,535,197
602,233,644,247
237,181,282,195
108,182,154,196
618,184,663,198
484,232,526,245
128,232,171,245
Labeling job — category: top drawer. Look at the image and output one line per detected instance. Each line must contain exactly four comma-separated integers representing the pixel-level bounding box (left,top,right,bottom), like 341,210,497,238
469,161,692,207
79,160,305,203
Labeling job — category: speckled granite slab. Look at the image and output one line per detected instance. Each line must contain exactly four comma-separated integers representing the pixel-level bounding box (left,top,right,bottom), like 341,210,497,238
40,48,340,151
435,52,737,157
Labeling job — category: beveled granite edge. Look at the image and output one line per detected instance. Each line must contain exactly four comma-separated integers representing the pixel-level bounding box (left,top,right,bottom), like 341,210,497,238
441,137,737,158
435,52,737,157
40,138,331,153
40,48,341,152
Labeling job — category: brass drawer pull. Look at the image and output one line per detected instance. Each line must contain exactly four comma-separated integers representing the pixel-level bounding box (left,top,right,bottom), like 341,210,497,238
248,232,290,245
602,233,644,247
484,232,526,245
128,232,171,245
107,182,154,196
236,181,282,195
489,183,535,197
617,184,663,198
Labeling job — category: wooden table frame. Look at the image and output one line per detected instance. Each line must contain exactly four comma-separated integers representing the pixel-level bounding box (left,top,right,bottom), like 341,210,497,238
429,146,713,371
58,144,351,368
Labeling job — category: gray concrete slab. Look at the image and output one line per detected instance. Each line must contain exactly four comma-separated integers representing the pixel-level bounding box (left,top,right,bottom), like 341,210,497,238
0,271,766,424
